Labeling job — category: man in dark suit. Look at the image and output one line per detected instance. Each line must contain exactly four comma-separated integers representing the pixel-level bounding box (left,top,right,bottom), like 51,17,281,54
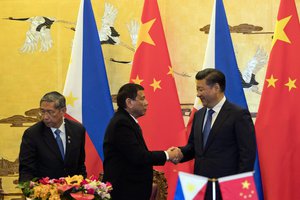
176,69,256,200
103,83,180,200
19,91,86,182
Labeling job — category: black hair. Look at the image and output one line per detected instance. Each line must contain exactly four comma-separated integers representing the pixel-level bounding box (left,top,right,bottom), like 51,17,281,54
117,83,144,108
195,68,226,92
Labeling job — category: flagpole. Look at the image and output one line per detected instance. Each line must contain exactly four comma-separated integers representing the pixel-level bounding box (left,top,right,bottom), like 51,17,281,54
212,181,216,200
208,178,217,200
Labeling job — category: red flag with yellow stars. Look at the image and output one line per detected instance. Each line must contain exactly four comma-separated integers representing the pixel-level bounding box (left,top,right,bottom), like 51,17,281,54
219,172,258,200
130,0,192,199
255,0,300,199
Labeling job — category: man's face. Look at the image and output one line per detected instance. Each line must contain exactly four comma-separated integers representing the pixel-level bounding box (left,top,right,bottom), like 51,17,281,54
40,101,66,128
196,79,219,108
130,90,148,118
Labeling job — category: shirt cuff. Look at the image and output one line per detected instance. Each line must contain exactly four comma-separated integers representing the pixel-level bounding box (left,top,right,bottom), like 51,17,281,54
164,151,169,161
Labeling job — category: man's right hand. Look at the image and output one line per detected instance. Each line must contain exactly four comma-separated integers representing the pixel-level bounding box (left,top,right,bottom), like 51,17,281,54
166,146,183,164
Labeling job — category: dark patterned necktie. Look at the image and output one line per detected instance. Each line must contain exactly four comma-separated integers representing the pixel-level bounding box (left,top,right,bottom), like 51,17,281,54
203,109,214,147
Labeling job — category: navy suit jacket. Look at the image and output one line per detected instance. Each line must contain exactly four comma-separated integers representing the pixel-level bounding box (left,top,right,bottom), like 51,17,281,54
19,118,86,182
103,108,166,200
181,100,256,178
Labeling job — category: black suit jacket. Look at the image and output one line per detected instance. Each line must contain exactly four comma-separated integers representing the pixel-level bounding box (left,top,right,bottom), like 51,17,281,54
103,108,167,200
181,100,256,199
19,118,86,182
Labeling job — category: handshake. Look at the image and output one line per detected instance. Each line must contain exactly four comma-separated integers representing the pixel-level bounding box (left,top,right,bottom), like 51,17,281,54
166,147,183,164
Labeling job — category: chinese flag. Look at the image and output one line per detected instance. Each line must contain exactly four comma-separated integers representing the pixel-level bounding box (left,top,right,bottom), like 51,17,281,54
255,0,300,199
130,0,192,199
219,172,258,200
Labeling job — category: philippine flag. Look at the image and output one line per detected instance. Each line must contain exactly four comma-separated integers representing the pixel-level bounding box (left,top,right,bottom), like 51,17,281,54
203,0,247,108
174,172,208,200
186,0,247,135
63,0,114,177
202,0,263,198
187,0,263,199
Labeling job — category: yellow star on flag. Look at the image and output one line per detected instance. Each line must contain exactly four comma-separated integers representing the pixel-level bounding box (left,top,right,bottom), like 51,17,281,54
167,66,174,77
186,183,196,192
285,77,297,91
266,74,278,88
136,18,156,49
131,75,144,85
272,15,291,47
242,180,250,189
150,78,161,92
65,92,78,107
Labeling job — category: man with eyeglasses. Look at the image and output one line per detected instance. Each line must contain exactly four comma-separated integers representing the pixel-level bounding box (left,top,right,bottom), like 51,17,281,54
18,91,87,182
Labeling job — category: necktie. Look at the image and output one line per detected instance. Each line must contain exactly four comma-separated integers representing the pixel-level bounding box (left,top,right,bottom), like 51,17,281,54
203,109,214,147
54,129,64,159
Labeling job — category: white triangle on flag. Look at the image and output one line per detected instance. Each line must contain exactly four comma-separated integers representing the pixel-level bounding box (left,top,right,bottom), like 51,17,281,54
203,0,216,69
179,171,208,200
193,96,202,110
63,0,84,122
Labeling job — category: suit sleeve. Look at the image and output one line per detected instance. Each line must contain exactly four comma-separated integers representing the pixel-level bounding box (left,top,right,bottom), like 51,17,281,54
114,120,166,166
18,130,37,182
236,109,256,172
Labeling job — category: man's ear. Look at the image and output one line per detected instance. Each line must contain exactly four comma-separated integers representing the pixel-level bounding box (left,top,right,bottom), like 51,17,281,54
214,83,221,91
61,107,67,114
125,98,133,109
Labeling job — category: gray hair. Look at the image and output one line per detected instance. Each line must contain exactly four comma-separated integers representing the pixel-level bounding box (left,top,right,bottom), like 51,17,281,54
40,91,66,109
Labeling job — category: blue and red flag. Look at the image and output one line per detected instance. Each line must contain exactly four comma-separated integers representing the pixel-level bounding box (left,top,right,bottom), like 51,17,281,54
63,0,114,177
186,0,263,199
175,172,208,200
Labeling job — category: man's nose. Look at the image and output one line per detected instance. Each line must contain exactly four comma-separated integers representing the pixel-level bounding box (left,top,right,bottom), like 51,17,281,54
42,114,50,120
197,91,201,97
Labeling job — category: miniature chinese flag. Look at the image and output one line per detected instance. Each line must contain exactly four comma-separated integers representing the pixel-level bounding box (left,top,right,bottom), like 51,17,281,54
219,172,258,200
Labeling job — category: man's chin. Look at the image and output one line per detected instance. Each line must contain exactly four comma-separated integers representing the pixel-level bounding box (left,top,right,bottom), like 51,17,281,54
43,122,52,127
138,111,147,118
201,102,207,107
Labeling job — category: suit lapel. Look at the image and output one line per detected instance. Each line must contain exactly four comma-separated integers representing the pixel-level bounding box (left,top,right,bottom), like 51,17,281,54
42,125,64,162
64,119,72,163
119,109,149,150
204,101,230,151
133,120,148,150
197,109,206,151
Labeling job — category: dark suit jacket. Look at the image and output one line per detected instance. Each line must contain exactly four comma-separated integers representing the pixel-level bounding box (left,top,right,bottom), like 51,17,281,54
103,108,167,200
181,100,256,199
19,118,86,182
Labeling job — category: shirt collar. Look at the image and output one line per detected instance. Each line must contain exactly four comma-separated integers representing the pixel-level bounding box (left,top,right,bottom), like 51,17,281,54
50,119,66,133
208,96,226,114
129,114,138,123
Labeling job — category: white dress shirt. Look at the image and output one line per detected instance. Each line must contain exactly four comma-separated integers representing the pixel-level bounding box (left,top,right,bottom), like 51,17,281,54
51,122,66,154
203,96,226,130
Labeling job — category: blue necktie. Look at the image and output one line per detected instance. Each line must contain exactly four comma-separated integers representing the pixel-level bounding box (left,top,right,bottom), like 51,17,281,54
203,109,214,147
54,129,64,159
